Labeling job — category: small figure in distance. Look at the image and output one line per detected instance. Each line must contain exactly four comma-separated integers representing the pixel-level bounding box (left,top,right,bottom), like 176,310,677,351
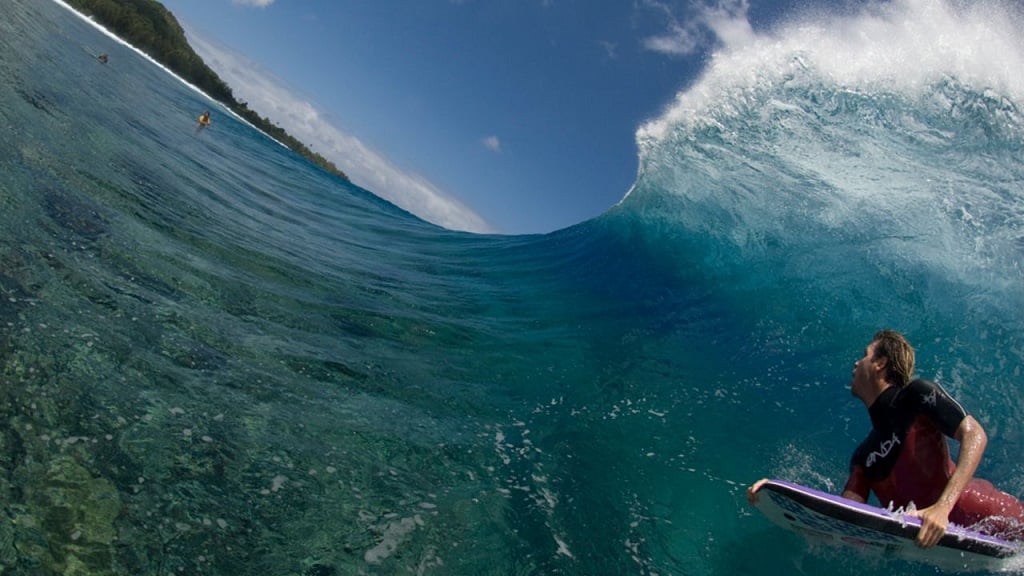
196,110,211,134
97,53,108,64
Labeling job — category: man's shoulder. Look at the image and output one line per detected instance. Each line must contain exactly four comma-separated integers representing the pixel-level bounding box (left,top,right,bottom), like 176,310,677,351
887,379,945,413
905,378,946,397
904,378,969,426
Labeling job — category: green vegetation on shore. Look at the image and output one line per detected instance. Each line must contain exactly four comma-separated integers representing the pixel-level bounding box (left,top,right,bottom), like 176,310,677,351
65,0,349,181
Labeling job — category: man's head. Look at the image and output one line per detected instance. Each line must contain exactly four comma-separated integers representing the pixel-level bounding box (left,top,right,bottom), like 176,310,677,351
870,329,915,387
851,329,915,403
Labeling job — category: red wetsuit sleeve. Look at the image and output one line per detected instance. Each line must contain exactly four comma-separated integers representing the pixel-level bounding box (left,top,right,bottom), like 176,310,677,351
843,463,870,502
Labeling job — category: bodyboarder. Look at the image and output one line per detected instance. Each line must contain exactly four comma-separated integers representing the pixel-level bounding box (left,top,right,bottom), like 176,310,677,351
748,330,1024,546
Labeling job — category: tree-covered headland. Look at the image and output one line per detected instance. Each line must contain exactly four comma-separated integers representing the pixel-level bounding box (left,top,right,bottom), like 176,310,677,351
65,0,349,181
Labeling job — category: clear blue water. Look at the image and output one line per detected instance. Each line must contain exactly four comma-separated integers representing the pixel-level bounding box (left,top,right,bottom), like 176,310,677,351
3,0,1024,574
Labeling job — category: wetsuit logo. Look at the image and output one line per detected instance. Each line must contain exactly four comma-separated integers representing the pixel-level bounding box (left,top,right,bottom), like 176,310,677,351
865,432,900,468
921,389,937,407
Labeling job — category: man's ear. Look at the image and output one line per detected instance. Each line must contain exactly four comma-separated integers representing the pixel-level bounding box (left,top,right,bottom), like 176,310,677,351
872,355,888,375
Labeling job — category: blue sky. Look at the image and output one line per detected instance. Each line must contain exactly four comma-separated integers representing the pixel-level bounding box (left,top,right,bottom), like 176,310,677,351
156,0,816,234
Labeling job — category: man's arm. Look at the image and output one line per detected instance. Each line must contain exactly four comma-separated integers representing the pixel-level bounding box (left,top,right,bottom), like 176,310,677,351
748,475,868,506
746,478,768,505
841,489,866,503
841,463,869,503
911,415,988,548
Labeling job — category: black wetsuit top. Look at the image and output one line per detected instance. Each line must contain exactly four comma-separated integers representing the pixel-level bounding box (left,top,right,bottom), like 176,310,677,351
851,378,966,484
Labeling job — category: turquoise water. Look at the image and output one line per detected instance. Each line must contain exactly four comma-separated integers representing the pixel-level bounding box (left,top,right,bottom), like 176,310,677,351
3,0,1024,574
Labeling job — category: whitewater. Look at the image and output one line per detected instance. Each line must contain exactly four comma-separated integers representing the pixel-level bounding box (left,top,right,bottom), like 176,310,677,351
2,0,1024,574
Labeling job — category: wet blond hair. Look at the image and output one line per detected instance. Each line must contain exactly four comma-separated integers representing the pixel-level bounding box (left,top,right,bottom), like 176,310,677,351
872,329,915,387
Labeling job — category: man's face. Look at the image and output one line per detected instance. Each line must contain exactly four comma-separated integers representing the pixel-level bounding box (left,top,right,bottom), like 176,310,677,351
851,341,882,400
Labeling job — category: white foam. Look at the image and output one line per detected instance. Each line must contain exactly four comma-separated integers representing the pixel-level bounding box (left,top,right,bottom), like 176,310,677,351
638,0,1024,144
363,516,420,564
553,534,574,559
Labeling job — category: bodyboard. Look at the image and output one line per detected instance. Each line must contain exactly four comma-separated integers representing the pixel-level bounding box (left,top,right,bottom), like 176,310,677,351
754,479,1019,572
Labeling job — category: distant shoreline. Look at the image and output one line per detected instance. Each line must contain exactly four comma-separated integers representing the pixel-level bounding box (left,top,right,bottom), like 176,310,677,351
50,0,290,151
60,0,349,182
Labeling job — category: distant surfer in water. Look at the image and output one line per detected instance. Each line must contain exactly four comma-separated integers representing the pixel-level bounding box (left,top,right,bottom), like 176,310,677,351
748,330,1024,546
96,53,108,64
196,110,211,133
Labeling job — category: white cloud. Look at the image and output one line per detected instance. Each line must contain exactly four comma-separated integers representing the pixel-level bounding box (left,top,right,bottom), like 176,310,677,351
185,32,494,234
232,0,275,7
599,40,618,60
481,135,501,153
704,0,754,47
642,0,753,56
643,22,704,56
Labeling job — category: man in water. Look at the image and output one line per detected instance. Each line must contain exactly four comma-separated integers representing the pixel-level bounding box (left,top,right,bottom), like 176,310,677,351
97,53,108,64
748,329,1024,546
197,110,211,131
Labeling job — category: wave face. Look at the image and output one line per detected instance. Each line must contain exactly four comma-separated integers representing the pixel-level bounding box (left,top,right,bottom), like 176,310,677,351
3,0,1024,574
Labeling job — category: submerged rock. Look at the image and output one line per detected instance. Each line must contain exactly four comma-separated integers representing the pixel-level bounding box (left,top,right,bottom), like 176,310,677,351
42,189,109,242
13,456,122,574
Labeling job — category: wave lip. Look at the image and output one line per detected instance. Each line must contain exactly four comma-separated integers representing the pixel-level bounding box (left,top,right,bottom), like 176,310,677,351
637,0,1024,147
